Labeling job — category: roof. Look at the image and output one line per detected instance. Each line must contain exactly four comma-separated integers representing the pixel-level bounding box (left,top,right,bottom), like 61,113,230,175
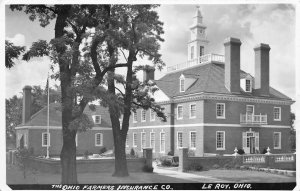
22,102,112,128
155,63,292,100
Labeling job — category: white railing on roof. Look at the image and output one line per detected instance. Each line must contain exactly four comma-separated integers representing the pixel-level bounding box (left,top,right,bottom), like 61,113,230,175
167,53,225,73
240,114,268,125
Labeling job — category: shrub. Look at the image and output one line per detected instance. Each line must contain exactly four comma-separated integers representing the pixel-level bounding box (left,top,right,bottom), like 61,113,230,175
142,165,154,173
188,163,203,171
261,148,268,154
212,164,220,169
15,147,33,178
237,149,245,155
188,149,195,157
224,163,232,169
234,164,240,169
130,148,135,157
83,150,89,159
171,162,179,167
99,147,107,154
161,159,172,166
167,151,174,156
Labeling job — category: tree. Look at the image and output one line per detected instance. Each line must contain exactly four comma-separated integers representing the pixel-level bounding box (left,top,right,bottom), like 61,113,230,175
5,40,25,69
289,112,296,151
103,5,166,176
10,5,129,183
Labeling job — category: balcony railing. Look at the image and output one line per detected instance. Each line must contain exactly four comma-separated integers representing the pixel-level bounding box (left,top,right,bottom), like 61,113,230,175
240,114,267,125
166,53,225,72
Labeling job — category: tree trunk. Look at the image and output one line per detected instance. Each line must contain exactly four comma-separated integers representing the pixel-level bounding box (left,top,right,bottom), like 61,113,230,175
112,131,129,177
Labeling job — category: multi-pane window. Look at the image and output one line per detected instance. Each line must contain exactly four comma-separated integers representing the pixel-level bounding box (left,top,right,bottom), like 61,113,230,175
180,78,185,92
190,104,196,118
133,133,137,147
150,132,155,151
42,132,50,147
274,132,281,149
133,111,137,123
177,105,183,119
95,133,103,146
141,109,146,122
200,46,204,56
190,132,196,149
216,131,225,150
126,134,129,147
274,107,281,121
150,110,155,121
141,132,146,149
216,103,225,119
93,115,101,124
246,105,254,115
177,132,183,148
245,79,252,92
160,132,165,153
191,46,194,59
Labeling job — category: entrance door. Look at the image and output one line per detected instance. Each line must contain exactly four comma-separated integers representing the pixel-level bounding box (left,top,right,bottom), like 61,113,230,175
249,137,255,154
243,130,259,154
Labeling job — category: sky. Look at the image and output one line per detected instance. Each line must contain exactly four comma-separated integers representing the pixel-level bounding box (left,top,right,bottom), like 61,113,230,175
5,4,296,109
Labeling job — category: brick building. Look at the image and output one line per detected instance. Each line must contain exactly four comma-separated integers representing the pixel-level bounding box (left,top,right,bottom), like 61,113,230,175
126,7,294,157
15,86,114,156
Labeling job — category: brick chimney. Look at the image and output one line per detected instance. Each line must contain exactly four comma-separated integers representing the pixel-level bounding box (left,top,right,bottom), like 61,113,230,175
224,37,241,93
254,43,270,96
143,66,155,82
22,86,32,124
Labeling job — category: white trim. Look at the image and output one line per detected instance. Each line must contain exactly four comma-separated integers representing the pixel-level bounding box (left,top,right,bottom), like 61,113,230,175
42,132,50,147
189,131,196,149
133,133,137,147
141,132,146,151
273,132,282,149
93,115,102,124
216,131,225,150
95,133,103,146
177,105,183,120
177,131,183,149
129,123,291,129
141,109,146,122
160,132,165,153
216,103,225,119
133,111,138,123
189,103,196,119
179,75,185,93
150,132,155,152
245,79,252,93
273,107,282,121
75,134,78,147
15,126,112,130
246,105,255,115
150,109,155,122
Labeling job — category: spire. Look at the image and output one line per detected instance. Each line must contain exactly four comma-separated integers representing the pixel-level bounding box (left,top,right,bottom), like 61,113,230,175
194,5,203,24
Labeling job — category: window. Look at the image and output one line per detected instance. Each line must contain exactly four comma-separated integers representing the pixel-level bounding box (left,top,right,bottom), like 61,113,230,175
160,132,165,153
216,103,225,119
200,46,204,56
75,134,78,147
141,109,146,122
93,115,101,124
141,132,146,150
246,105,254,115
216,131,225,150
177,132,183,148
274,107,281,121
177,105,183,120
245,79,252,92
191,46,194,59
190,131,196,149
126,134,129,147
24,134,28,147
42,132,50,147
190,104,196,118
150,132,155,151
274,132,281,149
180,78,185,92
133,133,137,147
95,133,103,146
133,111,137,123
150,110,155,121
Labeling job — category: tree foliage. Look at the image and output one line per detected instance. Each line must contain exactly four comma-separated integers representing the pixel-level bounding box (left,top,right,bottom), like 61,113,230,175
5,40,25,69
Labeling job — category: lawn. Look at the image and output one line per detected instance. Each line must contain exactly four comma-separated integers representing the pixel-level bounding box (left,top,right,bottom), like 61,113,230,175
190,169,296,183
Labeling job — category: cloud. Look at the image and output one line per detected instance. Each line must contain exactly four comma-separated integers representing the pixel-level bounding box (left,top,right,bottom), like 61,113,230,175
6,33,26,46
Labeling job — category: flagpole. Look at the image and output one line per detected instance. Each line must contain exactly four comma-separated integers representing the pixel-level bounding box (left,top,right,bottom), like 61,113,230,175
46,72,50,159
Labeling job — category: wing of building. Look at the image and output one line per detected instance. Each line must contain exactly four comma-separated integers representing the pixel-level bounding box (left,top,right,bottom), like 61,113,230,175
127,7,294,157
15,86,114,156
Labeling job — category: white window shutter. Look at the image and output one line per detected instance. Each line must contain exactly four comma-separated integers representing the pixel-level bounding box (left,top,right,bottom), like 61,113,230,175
242,132,247,149
255,132,259,151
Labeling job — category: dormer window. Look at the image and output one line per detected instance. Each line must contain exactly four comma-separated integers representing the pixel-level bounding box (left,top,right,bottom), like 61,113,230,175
93,115,101,124
179,75,185,92
245,79,252,92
